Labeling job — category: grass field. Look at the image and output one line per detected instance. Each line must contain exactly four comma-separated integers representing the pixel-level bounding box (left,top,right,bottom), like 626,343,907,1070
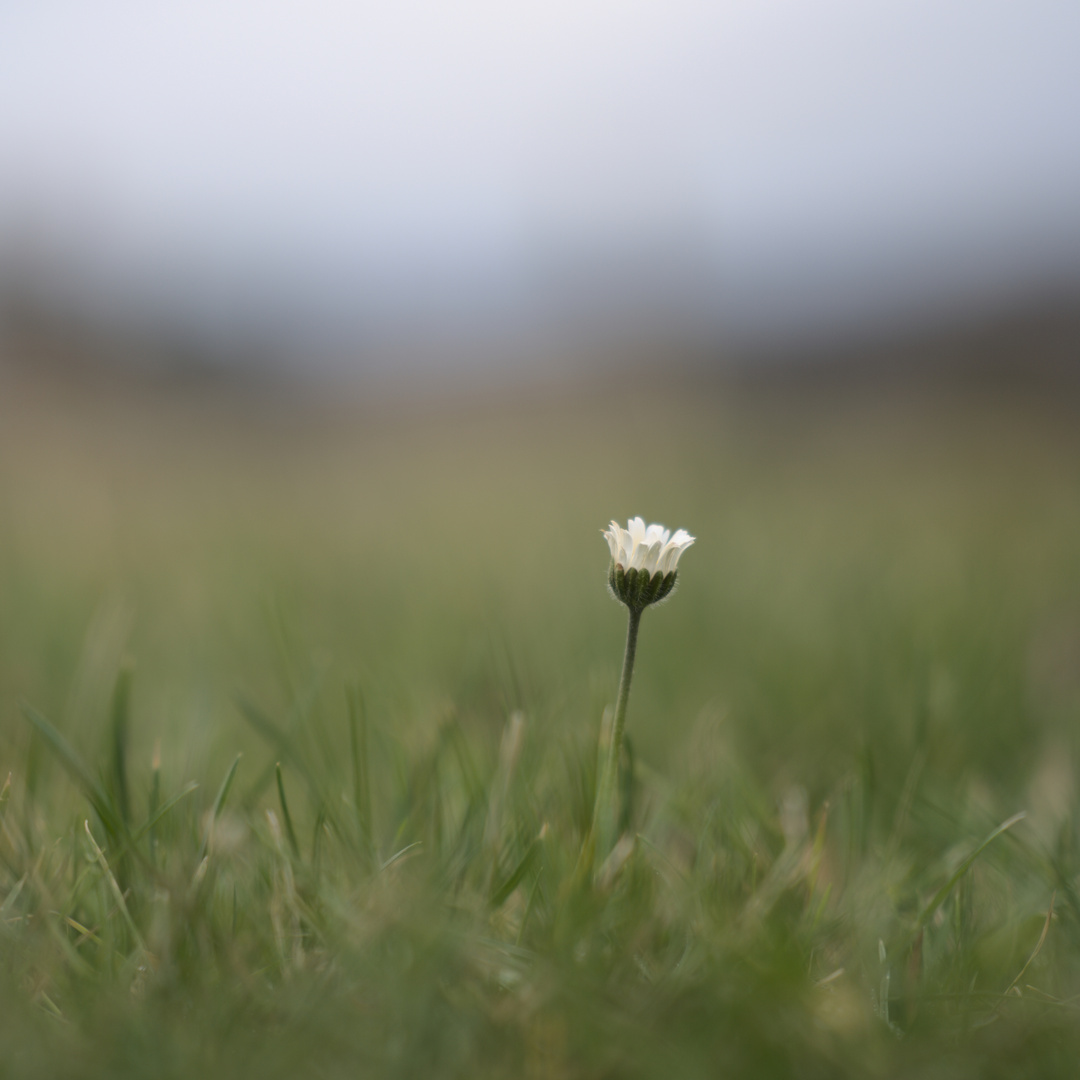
2,365,1080,1077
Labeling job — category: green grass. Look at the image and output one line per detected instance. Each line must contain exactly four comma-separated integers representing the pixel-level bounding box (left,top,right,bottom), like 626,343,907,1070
2,373,1080,1077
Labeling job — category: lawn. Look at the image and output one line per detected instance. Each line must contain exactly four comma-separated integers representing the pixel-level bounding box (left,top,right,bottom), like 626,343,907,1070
1,366,1080,1077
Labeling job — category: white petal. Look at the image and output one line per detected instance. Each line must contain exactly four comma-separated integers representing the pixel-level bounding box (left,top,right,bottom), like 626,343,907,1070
667,538,695,572
605,521,626,565
644,523,666,544
602,528,620,561
641,540,663,575
627,516,646,542
657,543,677,575
610,526,626,564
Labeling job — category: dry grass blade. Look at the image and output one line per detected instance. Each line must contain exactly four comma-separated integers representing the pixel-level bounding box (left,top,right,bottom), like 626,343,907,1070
83,820,146,957
1005,892,1056,997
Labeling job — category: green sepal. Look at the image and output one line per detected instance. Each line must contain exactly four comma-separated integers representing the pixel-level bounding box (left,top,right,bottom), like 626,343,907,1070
655,571,677,603
611,565,678,610
642,571,664,605
633,571,650,606
611,562,630,605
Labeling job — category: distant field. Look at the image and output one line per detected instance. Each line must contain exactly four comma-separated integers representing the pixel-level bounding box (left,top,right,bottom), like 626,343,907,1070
1,362,1080,1077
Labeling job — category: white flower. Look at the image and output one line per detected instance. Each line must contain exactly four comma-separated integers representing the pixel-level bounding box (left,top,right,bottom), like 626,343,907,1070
603,517,695,577
603,517,695,610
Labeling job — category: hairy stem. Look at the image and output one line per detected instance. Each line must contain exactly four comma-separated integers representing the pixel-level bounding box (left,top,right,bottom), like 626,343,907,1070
594,606,642,863
611,606,641,778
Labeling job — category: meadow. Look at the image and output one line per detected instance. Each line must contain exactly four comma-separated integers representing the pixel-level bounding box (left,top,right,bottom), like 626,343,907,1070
1,363,1080,1077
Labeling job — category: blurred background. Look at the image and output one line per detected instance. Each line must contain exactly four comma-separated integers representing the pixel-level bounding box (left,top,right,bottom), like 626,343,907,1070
1,0,1079,382
1,1,1080,799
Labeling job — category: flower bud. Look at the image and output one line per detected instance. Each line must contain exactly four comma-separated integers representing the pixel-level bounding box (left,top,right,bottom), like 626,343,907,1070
603,517,694,611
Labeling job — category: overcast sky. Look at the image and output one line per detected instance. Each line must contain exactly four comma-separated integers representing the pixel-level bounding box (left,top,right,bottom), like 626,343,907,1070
1,0,1078,359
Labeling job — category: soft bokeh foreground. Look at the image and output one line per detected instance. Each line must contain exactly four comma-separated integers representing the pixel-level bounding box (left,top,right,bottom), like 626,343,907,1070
2,367,1080,1077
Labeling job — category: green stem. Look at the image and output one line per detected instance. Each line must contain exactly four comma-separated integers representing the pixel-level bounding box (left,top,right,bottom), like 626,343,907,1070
594,606,642,861
610,606,641,780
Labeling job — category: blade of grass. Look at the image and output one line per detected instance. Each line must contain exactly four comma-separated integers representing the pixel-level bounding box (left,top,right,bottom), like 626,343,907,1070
83,819,146,957
491,829,543,910
347,684,373,858
446,714,486,808
236,680,323,808
196,754,241,866
108,662,134,827
132,781,199,845
1005,892,1056,996
484,711,526,858
20,701,124,842
0,874,27,921
380,841,422,873
275,762,301,860
312,808,329,880
918,811,1026,928
63,915,103,948
515,872,544,947
147,740,161,866
236,695,350,844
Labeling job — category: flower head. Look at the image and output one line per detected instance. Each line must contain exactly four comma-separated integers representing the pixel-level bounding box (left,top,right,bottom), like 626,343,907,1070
603,517,694,609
